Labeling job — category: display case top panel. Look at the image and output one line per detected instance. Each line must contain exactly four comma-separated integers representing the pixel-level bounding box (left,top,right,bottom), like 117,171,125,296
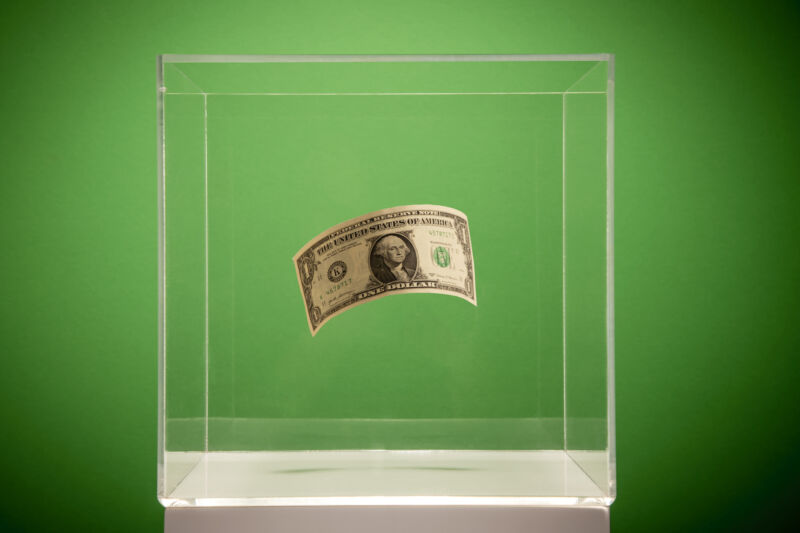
159,54,611,95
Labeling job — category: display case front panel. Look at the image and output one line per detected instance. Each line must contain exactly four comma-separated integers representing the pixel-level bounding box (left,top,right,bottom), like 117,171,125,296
157,55,614,507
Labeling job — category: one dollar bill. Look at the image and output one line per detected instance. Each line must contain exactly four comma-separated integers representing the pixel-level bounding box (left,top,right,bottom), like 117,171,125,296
293,205,477,335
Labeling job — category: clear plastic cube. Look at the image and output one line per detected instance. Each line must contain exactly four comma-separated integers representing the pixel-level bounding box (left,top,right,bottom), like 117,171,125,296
157,54,615,507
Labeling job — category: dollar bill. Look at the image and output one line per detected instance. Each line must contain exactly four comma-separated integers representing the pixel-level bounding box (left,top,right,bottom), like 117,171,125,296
293,205,477,335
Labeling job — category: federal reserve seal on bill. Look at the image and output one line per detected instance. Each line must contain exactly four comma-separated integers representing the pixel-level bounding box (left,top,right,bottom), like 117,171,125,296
293,205,477,335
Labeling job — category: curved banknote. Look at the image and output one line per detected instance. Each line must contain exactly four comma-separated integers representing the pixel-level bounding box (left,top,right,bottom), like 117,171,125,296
293,205,477,335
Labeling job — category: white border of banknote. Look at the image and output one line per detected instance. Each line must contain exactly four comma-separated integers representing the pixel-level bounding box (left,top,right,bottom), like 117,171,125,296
293,204,477,335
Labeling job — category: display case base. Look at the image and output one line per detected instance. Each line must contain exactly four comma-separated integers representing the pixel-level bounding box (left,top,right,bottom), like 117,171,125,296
161,450,608,506
165,505,609,533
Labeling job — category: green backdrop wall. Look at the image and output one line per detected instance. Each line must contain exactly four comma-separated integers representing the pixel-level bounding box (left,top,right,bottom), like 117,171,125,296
1,0,798,531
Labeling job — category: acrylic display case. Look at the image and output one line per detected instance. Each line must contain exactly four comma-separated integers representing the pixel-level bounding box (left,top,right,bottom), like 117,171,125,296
157,55,615,516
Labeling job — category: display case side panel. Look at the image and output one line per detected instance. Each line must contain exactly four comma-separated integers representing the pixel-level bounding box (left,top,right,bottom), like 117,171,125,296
605,56,616,499
205,98,237,434
157,55,166,498
563,92,610,496
164,94,208,462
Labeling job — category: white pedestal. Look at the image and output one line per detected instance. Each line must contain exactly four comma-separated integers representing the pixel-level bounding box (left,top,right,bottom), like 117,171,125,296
165,505,609,533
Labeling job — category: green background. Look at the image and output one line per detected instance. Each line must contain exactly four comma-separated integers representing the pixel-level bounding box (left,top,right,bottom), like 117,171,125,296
1,0,798,531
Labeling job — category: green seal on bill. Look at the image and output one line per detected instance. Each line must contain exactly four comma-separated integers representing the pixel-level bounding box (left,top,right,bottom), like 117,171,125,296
432,246,450,268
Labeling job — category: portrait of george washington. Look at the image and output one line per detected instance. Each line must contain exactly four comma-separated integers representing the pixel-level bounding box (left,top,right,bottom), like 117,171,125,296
369,233,418,284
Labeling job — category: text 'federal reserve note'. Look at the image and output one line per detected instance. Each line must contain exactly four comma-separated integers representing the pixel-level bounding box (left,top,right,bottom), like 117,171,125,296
293,205,477,335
